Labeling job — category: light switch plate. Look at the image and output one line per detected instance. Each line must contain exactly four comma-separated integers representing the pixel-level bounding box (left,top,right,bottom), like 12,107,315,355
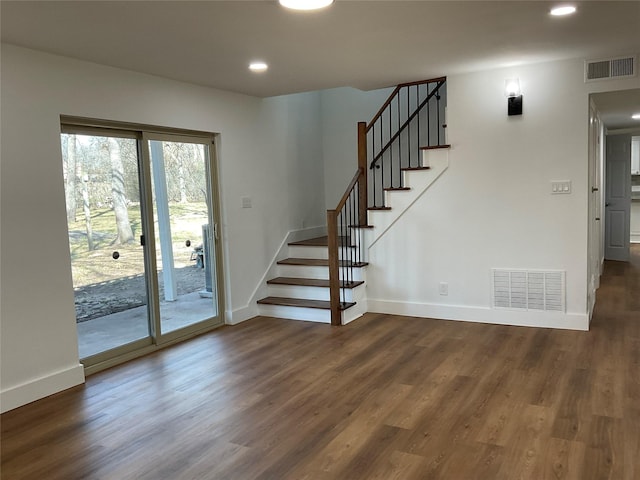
551,181,571,194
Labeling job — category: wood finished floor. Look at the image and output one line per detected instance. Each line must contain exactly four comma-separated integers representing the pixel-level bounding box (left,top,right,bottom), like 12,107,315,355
2,246,639,479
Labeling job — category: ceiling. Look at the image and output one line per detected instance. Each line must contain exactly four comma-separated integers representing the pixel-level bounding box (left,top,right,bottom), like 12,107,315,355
1,1,639,126
592,89,640,131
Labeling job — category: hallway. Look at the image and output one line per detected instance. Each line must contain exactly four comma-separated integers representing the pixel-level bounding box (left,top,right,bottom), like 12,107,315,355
592,243,640,327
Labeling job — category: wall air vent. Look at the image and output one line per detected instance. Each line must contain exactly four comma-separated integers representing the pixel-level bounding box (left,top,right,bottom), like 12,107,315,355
585,55,636,82
492,269,565,312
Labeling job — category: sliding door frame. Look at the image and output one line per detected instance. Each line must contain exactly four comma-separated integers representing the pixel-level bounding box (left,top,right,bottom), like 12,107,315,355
140,131,225,345
60,116,226,374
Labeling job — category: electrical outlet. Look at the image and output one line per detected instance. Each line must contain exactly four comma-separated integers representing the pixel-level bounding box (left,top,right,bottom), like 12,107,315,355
439,282,448,296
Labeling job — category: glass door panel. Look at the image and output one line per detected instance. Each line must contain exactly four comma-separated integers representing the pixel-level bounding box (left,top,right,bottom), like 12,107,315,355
147,138,218,335
60,132,151,359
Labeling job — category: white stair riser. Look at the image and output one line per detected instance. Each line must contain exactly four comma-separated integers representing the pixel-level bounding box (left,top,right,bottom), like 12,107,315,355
277,265,329,279
342,284,367,324
267,284,355,302
288,245,328,259
343,303,366,324
257,304,331,323
338,267,365,281
287,245,362,261
277,265,365,281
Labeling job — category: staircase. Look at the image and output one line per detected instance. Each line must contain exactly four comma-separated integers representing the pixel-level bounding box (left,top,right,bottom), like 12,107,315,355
257,235,367,323
258,76,448,325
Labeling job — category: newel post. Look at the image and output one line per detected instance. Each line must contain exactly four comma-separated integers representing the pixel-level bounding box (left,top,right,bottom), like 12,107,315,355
327,209,341,326
357,121,368,227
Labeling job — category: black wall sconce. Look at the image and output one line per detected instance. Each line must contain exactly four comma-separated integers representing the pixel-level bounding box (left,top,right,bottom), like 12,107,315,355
505,78,523,116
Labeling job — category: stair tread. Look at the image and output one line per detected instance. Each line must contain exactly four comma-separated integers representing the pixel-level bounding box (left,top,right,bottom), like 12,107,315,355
384,187,411,191
288,236,329,246
368,206,391,211
267,277,364,288
288,236,354,247
419,144,451,150
257,296,356,310
277,258,368,267
402,166,431,171
348,224,374,229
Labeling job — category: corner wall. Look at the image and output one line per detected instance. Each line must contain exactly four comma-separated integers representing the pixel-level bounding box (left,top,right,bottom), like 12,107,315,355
320,86,393,208
0,45,326,411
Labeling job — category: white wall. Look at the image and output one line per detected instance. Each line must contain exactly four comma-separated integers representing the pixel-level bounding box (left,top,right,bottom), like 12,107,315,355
322,57,639,330
0,45,326,411
320,86,393,208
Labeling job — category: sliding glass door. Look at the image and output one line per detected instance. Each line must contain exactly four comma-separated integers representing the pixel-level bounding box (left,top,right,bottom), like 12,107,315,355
144,134,220,337
61,123,224,367
61,130,152,359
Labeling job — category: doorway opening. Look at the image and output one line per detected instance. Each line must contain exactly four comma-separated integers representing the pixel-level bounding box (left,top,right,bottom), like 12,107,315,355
588,88,640,319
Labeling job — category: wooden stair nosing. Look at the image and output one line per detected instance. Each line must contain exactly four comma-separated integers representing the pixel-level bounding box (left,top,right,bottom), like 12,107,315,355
348,224,374,229
277,258,368,267
402,166,431,171
257,296,356,311
384,187,411,191
288,236,329,246
419,144,451,150
368,206,392,211
288,236,354,248
267,277,364,289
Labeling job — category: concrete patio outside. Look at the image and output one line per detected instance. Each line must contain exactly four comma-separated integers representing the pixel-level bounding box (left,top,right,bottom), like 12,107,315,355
76,291,218,358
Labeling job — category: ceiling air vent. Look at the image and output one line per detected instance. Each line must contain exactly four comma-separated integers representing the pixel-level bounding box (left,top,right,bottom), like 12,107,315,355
492,269,565,312
585,55,636,82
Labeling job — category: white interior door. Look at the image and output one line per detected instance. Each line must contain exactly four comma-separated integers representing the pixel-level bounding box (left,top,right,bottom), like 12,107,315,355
604,134,631,261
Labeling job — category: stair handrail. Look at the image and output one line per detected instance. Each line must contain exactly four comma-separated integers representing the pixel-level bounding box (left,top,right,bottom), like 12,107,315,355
366,76,447,208
334,168,363,213
368,78,446,170
367,76,446,133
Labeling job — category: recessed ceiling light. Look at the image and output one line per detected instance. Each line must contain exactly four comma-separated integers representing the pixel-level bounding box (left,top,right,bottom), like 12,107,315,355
550,5,576,16
279,0,334,11
632,113,640,120
249,62,268,73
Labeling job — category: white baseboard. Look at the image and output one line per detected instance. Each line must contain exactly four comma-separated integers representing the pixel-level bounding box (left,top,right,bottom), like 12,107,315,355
343,301,367,325
367,299,589,331
1,364,85,413
226,305,258,325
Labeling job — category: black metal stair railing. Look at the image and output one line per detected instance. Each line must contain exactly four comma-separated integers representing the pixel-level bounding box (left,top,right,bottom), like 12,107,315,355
327,77,447,325
366,77,447,208
327,168,367,326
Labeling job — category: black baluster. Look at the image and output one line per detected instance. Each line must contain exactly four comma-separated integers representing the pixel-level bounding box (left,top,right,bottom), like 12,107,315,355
370,125,374,208
417,84,420,161
380,117,384,205
437,87,441,145
350,192,354,288
355,182,360,266
341,205,344,295
397,90,401,177
407,86,411,168
427,84,431,147
389,105,392,191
